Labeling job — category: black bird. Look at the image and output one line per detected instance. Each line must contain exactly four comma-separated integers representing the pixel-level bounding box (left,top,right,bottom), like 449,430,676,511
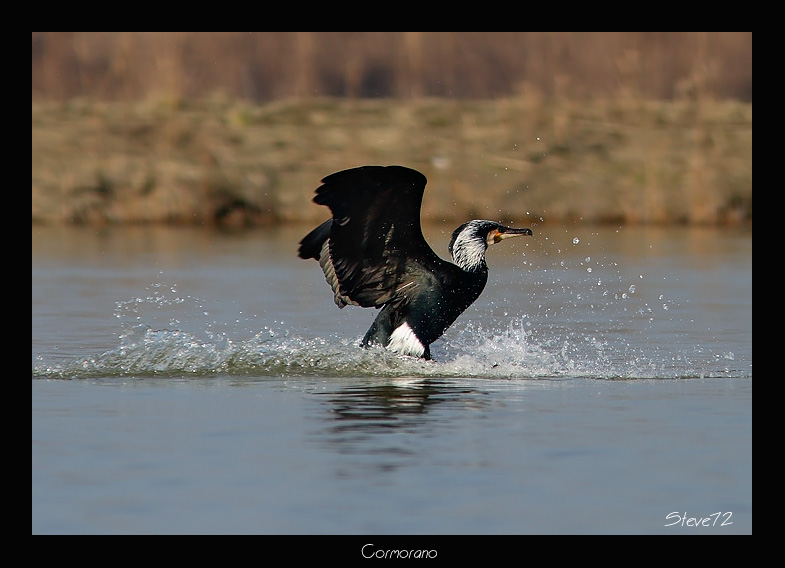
298,165,532,360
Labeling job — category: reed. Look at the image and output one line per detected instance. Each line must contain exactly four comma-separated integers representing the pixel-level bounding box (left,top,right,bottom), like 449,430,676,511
32,33,751,102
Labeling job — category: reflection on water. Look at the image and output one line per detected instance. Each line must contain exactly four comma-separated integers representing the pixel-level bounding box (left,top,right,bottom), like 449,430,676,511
313,380,469,474
319,379,482,431
310,379,487,480
326,381,449,424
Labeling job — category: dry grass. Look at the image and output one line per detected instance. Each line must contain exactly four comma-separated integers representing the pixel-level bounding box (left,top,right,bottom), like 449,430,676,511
31,95,752,227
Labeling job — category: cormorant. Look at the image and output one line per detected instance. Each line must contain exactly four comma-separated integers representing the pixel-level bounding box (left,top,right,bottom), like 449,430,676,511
297,165,532,360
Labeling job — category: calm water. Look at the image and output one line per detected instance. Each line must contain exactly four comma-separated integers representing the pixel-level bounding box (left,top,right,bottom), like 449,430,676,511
32,224,752,535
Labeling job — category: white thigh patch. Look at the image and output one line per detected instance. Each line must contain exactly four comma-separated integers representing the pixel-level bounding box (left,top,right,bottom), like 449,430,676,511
387,323,426,358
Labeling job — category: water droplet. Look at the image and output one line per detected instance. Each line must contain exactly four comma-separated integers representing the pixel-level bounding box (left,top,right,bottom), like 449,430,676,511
573,237,580,244
628,285,636,293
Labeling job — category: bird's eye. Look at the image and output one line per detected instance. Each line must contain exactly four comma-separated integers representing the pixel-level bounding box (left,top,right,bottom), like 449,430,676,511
487,230,502,245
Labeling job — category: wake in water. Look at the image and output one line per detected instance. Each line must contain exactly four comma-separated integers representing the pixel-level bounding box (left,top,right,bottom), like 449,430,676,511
32,276,744,381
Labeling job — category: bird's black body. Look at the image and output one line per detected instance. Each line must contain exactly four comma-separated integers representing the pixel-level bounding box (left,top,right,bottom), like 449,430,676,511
298,165,532,359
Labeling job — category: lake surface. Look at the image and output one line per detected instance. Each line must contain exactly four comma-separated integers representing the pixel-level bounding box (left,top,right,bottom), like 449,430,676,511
32,223,752,535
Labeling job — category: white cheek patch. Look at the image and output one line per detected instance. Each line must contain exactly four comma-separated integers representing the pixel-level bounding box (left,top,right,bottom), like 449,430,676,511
387,322,426,358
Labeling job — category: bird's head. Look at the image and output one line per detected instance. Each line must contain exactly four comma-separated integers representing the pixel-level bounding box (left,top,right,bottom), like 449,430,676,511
449,220,532,272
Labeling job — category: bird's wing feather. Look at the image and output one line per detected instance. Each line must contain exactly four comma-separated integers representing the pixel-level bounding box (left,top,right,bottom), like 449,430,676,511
308,165,449,309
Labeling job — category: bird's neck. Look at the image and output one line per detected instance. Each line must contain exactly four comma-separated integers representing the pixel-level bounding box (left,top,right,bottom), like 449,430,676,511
450,239,488,273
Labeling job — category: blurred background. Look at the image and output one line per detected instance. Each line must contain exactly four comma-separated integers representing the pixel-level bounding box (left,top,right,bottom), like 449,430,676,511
31,32,752,227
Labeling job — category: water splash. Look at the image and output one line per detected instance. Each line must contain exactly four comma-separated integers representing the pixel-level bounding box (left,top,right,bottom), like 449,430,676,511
33,267,749,381
32,313,741,382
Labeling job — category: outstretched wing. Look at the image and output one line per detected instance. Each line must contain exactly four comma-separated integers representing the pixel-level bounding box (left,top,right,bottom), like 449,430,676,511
298,165,452,309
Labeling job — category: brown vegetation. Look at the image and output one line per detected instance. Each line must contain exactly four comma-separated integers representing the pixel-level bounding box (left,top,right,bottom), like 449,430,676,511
32,96,751,227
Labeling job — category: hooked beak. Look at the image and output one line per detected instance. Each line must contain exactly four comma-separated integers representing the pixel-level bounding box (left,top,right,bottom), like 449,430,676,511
489,226,533,244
